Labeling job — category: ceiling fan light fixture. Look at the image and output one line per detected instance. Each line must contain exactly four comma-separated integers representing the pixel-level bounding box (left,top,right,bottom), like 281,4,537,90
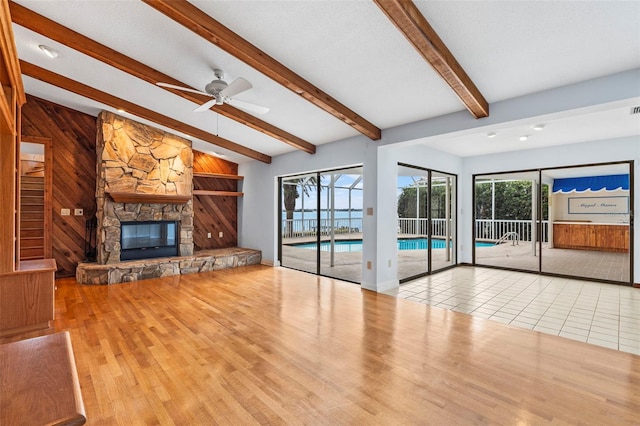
38,44,59,58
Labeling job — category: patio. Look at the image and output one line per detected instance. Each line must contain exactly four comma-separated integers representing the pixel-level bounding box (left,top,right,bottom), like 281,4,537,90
282,232,631,284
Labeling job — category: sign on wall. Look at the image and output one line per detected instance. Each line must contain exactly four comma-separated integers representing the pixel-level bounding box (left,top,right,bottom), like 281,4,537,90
568,196,629,214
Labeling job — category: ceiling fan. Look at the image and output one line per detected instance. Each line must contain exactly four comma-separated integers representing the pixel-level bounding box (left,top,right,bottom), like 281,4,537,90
157,69,270,114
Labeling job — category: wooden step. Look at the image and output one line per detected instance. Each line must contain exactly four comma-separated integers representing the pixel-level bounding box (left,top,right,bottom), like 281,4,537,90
21,212,44,221
21,189,44,197
21,204,44,212
20,220,44,229
20,229,44,238
20,177,44,185
20,196,44,206
20,181,45,189
20,238,44,248
20,247,44,259
20,175,44,183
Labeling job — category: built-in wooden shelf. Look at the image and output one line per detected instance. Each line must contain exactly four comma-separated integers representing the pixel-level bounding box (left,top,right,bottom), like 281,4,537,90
193,172,243,180
193,172,243,197
107,191,191,204
193,190,243,197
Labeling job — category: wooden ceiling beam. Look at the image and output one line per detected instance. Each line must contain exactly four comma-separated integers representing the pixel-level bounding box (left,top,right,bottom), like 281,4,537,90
141,0,382,140
374,0,489,118
20,61,272,163
9,2,314,155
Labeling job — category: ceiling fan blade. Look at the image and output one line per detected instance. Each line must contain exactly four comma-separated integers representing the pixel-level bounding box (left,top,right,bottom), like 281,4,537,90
226,98,270,114
220,77,252,98
157,82,210,97
193,98,218,112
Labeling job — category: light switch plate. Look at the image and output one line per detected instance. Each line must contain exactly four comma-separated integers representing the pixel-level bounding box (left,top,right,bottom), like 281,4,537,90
74,208,83,216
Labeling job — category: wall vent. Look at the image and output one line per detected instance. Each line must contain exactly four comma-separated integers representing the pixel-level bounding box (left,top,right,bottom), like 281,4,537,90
631,106,640,115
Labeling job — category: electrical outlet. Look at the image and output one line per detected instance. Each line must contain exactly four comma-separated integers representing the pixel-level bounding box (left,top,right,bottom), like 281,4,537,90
61,208,70,216
207,232,211,238
218,231,223,238
74,208,83,216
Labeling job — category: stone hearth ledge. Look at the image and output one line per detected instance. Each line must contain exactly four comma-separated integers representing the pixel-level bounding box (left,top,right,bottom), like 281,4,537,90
76,248,261,285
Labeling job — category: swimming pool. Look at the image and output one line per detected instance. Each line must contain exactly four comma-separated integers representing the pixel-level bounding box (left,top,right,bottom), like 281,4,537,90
292,238,493,253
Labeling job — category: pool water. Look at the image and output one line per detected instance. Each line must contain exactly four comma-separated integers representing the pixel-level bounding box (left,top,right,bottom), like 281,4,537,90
293,238,493,253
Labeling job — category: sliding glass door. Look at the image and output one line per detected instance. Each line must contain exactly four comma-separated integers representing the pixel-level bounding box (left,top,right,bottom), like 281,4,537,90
431,171,457,272
318,168,363,282
280,173,319,275
279,167,363,283
473,161,632,284
540,164,631,282
474,171,541,272
397,164,457,282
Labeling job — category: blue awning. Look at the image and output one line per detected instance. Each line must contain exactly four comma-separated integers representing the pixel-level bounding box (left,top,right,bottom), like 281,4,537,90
552,174,629,193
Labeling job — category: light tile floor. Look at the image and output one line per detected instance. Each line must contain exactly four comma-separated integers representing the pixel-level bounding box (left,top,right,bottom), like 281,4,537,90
383,266,640,355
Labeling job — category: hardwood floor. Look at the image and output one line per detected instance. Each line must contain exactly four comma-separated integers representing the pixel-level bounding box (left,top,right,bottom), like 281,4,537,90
2,265,639,424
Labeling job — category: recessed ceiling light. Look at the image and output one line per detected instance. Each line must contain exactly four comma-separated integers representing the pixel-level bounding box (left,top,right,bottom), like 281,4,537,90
38,44,59,59
487,132,497,138
533,124,546,131
519,135,529,141
116,108,125,113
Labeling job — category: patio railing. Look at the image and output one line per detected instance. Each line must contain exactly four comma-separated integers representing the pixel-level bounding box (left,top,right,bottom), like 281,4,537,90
474,219,549,243
282,218,362,238
283,217,549,242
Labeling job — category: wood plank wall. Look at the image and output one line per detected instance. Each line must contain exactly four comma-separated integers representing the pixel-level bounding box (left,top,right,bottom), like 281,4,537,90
21,95,96,277
192,151,238,250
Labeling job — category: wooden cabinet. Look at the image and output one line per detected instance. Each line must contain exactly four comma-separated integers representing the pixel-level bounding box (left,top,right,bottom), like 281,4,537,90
553,223,629,253
0,258,56,336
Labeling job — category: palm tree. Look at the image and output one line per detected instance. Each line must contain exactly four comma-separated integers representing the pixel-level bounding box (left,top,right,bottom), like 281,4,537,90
282,176,318,237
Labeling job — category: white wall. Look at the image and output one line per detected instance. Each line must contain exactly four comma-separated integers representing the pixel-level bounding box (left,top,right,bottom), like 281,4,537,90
552,189,630,223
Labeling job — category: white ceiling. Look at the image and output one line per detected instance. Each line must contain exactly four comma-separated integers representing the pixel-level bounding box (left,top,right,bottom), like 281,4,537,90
11,0,640,164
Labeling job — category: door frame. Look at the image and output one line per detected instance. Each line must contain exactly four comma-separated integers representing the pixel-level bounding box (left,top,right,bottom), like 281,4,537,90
19,135,53,259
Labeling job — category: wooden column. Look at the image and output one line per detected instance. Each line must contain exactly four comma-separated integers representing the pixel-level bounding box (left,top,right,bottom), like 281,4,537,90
0,0,26,272
0,88,17,272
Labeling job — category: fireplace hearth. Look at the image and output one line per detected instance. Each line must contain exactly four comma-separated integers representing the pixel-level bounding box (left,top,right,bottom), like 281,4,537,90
120,220,179,261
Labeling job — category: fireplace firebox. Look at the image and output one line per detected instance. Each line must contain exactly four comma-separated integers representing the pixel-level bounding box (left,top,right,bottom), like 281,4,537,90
120,220,179,261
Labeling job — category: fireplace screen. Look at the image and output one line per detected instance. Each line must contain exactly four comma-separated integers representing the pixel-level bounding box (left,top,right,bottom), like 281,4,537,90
120,220,179,261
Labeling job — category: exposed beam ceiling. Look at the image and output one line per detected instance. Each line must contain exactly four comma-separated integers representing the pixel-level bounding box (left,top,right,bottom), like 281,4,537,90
141,0,382,141
19,61,272,163
374,0,489,119
9,2,314,155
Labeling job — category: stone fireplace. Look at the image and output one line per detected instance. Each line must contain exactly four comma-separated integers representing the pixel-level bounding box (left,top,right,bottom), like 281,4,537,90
95,111,194,264
76,111,261,284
